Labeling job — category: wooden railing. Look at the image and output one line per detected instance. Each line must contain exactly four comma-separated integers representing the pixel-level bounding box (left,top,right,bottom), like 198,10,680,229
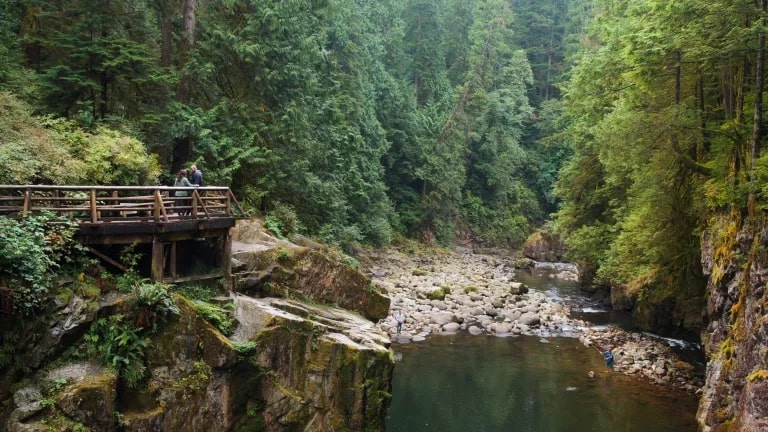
0,185,244,223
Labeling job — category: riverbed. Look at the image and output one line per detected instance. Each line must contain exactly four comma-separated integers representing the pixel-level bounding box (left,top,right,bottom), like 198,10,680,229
379,256,700,431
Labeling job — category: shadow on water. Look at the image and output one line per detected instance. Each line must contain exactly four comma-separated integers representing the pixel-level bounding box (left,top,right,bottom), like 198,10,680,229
386,334,698,432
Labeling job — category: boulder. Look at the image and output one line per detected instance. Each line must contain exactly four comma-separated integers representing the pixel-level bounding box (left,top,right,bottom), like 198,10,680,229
233,246,390,322
442,323,460,333
518,312,540,327
431,312,456,326
522,230,566,262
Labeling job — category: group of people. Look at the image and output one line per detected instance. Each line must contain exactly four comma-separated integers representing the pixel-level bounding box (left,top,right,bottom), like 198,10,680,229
174,165,203,215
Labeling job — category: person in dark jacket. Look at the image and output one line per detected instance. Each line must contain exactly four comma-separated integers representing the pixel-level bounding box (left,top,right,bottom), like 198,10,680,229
604,347,615,369
189,165,203,186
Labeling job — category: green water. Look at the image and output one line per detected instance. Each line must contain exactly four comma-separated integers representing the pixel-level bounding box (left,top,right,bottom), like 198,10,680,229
386,333,698,432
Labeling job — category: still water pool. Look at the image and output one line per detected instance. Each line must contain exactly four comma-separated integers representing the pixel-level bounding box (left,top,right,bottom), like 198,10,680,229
386,333,698,432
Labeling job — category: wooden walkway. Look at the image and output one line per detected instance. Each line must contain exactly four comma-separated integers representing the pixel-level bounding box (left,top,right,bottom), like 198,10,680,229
0,185,244,284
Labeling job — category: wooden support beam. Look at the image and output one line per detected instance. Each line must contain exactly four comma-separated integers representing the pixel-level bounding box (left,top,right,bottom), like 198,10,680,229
223,233,232,291
151,240,164,282
161,273,224,284
87,247,128,272
170,241,177,279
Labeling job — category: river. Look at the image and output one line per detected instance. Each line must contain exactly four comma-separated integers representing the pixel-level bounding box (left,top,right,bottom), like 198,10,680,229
385,265,700,432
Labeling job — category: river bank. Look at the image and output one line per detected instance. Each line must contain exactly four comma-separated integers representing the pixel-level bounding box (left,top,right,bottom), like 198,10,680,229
364,248,703,393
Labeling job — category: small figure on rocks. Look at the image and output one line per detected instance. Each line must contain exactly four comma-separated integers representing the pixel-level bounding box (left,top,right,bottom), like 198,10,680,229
604,347,615,369
395,311,406,334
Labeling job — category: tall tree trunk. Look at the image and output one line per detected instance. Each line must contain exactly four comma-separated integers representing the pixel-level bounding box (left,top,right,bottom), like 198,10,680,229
749,0,767,215
698,73,710,154
177,0,197,103
154,0,175,67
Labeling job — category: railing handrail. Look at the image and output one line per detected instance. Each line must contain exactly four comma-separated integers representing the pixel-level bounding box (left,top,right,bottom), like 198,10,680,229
0,185,245,223
0,185,231,191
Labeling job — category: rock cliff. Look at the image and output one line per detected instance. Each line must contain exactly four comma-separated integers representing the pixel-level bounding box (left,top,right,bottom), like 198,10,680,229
2,220,394,431
697,216,768,431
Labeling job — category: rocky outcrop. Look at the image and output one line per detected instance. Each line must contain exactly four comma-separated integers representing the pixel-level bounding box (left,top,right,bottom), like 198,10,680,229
5,293,393,432
232,224,390,321
4,219,395,432
697,218,768,431
522,230,566,262
231,296,392,432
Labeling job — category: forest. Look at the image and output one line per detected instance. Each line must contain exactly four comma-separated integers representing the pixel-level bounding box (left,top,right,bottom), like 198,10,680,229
2,0,768,333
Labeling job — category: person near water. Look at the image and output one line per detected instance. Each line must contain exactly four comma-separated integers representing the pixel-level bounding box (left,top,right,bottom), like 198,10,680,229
395,311,405,334
603,347,615,369
189,164,203,186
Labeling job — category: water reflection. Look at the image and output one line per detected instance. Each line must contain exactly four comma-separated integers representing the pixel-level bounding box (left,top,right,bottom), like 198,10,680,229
386,333,698,432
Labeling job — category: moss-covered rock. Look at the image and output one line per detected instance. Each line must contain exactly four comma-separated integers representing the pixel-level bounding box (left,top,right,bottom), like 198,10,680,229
4,217,395,432
55,372,117,431
234,245,390,322
697,217,768,431
522,230,566,262
230,296,394,432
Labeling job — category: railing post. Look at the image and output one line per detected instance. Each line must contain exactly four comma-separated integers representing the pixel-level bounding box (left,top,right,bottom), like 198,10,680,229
22,189,31,212
225,191,231,216
153,190,162,222
90,189,98,223
191,190,199,218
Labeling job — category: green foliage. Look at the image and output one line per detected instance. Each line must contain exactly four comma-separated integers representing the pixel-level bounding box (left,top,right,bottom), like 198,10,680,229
276,248,292,264
192,300,235,336
0,92,161,185
2,0,571,248
267,204,303,238
426,285,451,300
176,283,220,301
264,216,285,240
0,212,77,316
0,329,20,369
130,282,180,333
83,315,148,388
343,255,360,270
40,378,67,408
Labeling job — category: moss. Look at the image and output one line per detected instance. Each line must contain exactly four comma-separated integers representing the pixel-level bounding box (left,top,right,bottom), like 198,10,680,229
411,269,428,276
176,361,212,391
464,285,478,293
55,288,75,306
747,369,768,381
427,285,451,300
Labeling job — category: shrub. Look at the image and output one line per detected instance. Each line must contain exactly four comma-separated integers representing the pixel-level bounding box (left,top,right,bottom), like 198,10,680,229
265,203,303,239
176,283,219,301
130,282,180,333
83,315,148,388
192,300,235,335
0,213,76,316
0,92,160,185
426,286,451,301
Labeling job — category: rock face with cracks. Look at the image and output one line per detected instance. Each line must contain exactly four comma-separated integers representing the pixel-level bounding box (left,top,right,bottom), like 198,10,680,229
697,220,768,432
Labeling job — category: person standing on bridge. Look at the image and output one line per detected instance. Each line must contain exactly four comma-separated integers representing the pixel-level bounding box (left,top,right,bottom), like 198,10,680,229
189,165,203,187
174,169,193,215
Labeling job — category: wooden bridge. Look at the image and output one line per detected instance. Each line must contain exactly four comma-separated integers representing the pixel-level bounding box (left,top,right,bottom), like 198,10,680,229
0,185,244,285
